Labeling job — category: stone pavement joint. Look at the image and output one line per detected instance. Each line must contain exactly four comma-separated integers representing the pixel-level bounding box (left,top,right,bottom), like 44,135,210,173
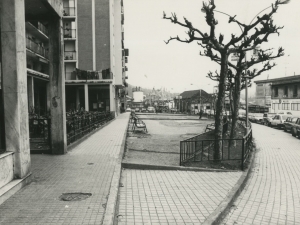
0,112,130,225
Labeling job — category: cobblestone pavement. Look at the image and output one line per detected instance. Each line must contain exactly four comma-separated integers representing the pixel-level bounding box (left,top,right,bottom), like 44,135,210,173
223,123,300,225
0,113,130,225
117,169,242,225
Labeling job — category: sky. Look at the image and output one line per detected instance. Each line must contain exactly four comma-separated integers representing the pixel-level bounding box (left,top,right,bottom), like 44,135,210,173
124,0,300,96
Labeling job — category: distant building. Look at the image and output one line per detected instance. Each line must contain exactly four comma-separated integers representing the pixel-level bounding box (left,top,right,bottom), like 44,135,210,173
254,75,300,116
175,90,214,114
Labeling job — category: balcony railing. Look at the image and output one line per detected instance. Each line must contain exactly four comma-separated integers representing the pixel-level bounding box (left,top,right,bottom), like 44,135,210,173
64,51,76,60
26,38,49,59
37,22,48,36
63,7,76,16
64,29,76,38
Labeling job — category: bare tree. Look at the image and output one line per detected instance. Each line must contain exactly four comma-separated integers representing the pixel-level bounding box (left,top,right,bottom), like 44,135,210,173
163,0,289,160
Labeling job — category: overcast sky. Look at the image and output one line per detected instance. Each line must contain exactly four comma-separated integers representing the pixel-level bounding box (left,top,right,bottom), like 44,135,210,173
124,0,300,95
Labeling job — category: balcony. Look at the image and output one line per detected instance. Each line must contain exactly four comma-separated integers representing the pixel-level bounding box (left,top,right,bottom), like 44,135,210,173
26,38,49,59
63,7,76,17
64,51,76,61
64,29,76,39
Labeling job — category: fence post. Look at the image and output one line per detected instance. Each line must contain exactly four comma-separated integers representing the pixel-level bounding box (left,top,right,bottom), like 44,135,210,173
48,118,52,151
180,141,182,166
194,141,196,162
241,138,245,170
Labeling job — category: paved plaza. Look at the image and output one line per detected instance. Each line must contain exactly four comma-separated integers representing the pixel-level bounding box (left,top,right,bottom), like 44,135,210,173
117,169,242,225
0,113,130,225
1,113,300,225
222,124,300,225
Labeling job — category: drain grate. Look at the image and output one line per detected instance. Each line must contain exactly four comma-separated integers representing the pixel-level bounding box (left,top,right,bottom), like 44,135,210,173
59,193,92,201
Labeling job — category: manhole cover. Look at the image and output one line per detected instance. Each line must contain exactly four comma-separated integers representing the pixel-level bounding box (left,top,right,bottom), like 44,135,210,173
59,193,92,201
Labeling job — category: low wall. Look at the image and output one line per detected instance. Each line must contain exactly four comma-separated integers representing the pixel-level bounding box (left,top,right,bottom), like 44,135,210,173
0,152,14,189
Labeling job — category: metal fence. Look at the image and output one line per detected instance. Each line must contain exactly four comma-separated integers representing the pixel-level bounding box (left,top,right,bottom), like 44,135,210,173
64,29,76,38
180,120,252,170
63,7,76,16
66,111,115,145
26,38,49,59
29,118,51,153
64,51,76,60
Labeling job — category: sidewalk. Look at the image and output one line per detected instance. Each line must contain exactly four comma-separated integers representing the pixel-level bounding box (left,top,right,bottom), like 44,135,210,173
222,123,300,224
0,112,130,225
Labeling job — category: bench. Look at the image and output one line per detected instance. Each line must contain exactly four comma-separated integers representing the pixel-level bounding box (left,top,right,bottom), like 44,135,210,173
205,123,215,132
132,116,147,133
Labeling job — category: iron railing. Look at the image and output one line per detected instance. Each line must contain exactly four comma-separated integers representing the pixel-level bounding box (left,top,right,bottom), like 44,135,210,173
180,120,252,170
64,51,76,60
66,111,115,145
63,7,76,16
64,29,76,38
29,118,51,153
26,38,49,59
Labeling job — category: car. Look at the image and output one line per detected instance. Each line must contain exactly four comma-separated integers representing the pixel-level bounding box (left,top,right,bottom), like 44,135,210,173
135,108,140,112
147,106,155,113
125,108,132,112
270,114,289,129
283,117,298,133
249,113,264,124
141,108,147,112
262,113,277,126
291,118,300,137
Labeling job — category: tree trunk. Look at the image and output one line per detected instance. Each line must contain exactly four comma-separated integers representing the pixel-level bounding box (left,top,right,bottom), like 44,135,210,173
229,73,242,147
214,53,228,160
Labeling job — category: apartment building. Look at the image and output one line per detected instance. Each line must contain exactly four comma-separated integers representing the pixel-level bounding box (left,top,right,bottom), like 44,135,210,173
63,0,128,114
0,0,65,203
254,75,300,116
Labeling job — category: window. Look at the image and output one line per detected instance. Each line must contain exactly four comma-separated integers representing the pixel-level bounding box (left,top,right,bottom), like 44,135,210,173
282,103,289,110
291,103,300,111
284,86,288,96
274,87,278,97
293,85,298,97
272,103,280,110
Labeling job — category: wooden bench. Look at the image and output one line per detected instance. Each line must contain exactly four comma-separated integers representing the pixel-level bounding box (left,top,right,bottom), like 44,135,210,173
132,116,147,133
205,123,215,132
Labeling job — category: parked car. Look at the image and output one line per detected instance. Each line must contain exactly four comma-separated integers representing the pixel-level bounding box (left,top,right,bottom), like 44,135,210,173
147,106,155,113
270,114,289,128
251,113,264,124
283,117,298,133
125,107,131,112
262,113,277,126
291,118,300,137
135,108,140,112
141,108,147,112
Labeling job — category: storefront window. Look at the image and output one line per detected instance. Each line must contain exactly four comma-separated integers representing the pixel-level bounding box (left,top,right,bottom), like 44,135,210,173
293,85,298,97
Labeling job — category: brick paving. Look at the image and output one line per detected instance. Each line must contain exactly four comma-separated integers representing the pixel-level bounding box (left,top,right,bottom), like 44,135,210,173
117,169,242,225
223,123,300,225
0,112,130,225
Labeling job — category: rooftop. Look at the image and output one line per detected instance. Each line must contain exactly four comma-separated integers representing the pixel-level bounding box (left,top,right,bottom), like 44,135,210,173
254,75,300,85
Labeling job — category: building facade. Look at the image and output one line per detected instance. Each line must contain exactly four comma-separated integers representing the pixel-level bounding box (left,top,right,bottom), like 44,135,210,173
0,0,65,202
254,75,300,116
62,0,128,115
174,90,214,114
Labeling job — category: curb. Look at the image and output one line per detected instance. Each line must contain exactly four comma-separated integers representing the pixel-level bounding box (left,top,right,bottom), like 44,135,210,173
121,162,238,173
67,118,116,152
102,115,130,225
202,141,257,225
